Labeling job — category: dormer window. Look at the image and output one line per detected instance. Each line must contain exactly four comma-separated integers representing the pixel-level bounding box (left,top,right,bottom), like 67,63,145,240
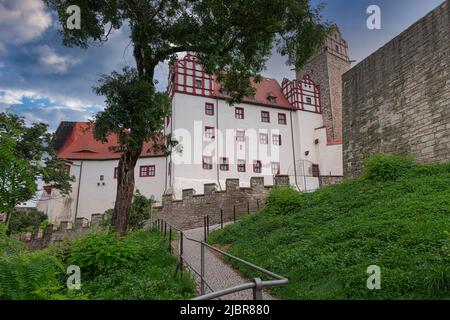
247,94,255,101
267,95,277,103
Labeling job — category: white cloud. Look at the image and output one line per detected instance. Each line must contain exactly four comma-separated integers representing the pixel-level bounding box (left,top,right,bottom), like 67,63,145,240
34,45,81,74
0,88,44,105
0,0,51,46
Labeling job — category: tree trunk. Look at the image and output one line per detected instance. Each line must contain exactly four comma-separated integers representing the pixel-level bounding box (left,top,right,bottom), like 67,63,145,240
4,210,12,236
112,148,141,235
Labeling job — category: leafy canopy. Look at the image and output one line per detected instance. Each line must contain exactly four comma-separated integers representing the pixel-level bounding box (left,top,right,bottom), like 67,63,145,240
0,113,73,213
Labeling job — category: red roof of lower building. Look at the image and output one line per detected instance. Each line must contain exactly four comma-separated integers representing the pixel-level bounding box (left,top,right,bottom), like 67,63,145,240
55,122,165,160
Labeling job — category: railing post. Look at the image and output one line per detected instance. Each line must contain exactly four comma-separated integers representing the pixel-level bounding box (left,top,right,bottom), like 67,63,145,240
201,242,205,295
179,231,184,273
204,216,208,242
169,226,172,253
257,199,259,210
157,219,160,233
252,277,263,300
220,209,223,229
164,221,167,239
247,201,250,215
206,215,210,238
233,205,236,223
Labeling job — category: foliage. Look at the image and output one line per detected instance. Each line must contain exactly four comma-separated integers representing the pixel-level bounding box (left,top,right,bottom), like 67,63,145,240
45,0,328,234
8,209,48,234
0,249,71,300
0,223,24,257
209,159,450,299
0,229,194,300
0,113,73,231
361,153,415,182
128,190,153,230
101,191,152,230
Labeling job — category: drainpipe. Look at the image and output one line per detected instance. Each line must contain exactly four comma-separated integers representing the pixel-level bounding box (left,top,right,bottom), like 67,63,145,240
74,160,83,222
289,111,300,191
216,98,222,190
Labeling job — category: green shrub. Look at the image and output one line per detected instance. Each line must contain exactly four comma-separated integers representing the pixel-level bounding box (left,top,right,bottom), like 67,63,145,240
362,153,415,182
8,209,47,234
0,249,67,299
265,187,304,215
100,190,152,230
0,223,24,257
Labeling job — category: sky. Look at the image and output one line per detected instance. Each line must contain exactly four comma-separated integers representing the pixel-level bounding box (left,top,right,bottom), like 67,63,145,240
0,0,445,131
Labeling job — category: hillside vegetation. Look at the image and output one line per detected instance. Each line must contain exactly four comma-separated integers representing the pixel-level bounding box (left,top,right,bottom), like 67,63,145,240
209,155,450,299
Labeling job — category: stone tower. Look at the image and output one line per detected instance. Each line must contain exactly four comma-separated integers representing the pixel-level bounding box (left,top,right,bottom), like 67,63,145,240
296,25,351,142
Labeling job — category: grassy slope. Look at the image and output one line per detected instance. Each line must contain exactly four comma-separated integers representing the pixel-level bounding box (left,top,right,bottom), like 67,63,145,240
209,162,450,299
0,230,195,300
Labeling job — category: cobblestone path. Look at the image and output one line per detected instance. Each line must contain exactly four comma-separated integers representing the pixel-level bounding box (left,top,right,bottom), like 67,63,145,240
173,224,276,300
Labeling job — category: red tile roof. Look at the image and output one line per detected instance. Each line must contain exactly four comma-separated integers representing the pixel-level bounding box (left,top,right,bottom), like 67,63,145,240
214,77,293,109
56,122,165,160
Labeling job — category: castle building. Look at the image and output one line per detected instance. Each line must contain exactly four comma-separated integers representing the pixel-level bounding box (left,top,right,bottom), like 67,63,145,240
38,31,351,222
297,25,351,142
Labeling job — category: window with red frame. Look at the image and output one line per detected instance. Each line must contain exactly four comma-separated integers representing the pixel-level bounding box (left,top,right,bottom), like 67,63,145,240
114,167,118,179
278,113,287,125
195,79,202,88
259,133,268,144
271,162,280,175
272,134,282,146
237,159,246,172
235,107,244,119
140,165,155,177
202,156,213,170
236,130,245,142
205,103,214,116
253,160,262,173
220,157,229,171
204,126,215,139
261,111,270,123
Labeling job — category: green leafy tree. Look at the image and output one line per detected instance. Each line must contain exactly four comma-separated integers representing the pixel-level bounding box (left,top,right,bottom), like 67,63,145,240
45,0,327,234
0,113,73,234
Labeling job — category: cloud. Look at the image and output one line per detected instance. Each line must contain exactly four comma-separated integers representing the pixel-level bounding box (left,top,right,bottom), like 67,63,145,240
33,45,81,74
0,0,51,46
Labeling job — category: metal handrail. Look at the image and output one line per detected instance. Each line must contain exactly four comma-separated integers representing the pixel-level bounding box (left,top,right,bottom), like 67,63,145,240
152,217,288,300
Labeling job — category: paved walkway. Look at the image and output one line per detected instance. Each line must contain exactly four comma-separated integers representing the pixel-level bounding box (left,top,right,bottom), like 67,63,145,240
173,224,275,300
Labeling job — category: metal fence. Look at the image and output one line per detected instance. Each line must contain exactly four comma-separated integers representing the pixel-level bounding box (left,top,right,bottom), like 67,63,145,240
151,216,288,300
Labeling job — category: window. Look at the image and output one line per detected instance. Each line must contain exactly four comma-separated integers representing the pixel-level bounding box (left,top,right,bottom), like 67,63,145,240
140,165,156,177
335,45,339,52
99,175,104,181
237,159,246,173
166,116,171,126
267,95,277,103
202,156,213,170
114,167,118,179
271,162,280,175
219,87,229,95
253,160,262,173
247,94,255,101
261,111,270,123
204,126,215,140
272,134,282,146
306,97,312,104
64,164,71,174
312,164,320,178
278,113,287,125
236,130,245,142
205,103,214,116
259,133,268,145
235,107,244,119
220,157,229,171
195,79,202,88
